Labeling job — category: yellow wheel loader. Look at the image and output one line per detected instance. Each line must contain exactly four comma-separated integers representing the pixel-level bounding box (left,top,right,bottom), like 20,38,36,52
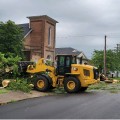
26,55,99,93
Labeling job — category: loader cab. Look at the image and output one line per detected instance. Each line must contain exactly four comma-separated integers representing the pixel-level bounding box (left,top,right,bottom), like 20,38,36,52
56,55,77,75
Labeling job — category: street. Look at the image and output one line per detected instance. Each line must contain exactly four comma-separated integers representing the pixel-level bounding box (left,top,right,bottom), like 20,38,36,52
0,91,120,119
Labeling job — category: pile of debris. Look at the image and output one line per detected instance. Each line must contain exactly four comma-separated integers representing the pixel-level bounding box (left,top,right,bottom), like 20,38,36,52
100,73,119,84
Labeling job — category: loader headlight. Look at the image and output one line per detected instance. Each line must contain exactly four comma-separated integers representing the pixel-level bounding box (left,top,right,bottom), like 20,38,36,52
30,75,34,78
72,67,78,71
28,65,34,70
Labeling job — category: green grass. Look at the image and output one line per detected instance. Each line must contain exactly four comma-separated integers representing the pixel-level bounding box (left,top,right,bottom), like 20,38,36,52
87,82,107,90
0,89,9,94
87,81,120,93
114,78,120,80
52,87,66,94
52,81,120,94
10,100,16,103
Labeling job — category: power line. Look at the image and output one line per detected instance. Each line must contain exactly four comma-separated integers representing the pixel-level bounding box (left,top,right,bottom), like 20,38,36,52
56,34,103,38
56,34,120,38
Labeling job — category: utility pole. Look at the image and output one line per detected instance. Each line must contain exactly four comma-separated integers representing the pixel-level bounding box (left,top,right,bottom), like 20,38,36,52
116,44,120,77
104,35,107,76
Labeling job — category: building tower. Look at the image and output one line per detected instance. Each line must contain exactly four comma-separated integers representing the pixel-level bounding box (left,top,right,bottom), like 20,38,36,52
22,15,58,62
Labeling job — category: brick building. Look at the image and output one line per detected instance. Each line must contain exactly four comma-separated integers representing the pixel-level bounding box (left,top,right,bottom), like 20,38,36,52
19,15,58,62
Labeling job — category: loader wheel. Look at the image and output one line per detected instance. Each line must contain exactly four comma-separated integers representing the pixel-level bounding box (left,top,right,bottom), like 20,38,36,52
64,77,80,93
49,85,56,89
80,87,88,92
34,76,49,92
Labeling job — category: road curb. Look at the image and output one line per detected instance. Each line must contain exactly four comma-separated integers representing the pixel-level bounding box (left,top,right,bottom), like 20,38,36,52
0,90,54,106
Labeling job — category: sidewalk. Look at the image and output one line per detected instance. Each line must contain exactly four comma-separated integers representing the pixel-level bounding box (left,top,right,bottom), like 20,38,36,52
0,88,53,105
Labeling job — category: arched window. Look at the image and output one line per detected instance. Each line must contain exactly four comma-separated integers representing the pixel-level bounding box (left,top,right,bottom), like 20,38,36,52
48,27,51,46
47,55,51,60
46,55,52,66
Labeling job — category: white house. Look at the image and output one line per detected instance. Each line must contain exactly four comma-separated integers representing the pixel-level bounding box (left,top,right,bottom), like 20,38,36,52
55,47,89,64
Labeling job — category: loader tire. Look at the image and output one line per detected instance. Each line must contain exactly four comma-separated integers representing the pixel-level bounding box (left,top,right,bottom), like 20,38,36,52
64,77,80,93
49,85,56,89
34,76,49,92
80,87,88,92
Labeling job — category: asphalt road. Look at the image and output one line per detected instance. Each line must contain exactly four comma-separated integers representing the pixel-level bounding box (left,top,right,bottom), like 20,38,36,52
1,91,120,119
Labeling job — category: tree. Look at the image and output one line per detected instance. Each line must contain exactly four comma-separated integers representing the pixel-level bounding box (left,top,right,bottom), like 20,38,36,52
91,49,118,73
0,52,22,85
0,20,24,58
115,49,120,73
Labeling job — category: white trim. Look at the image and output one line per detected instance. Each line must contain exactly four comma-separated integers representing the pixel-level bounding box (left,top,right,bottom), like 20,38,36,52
77,52,88,59
23,29,32,39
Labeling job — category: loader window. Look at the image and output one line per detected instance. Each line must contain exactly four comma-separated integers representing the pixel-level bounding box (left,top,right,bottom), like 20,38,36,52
57,55,73,75
83,69,90,76
66,57,70,66
59,56,65,66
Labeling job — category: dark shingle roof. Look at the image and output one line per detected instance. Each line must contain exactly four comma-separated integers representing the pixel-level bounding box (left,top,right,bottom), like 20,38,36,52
18,23,31,36
55,47,81,56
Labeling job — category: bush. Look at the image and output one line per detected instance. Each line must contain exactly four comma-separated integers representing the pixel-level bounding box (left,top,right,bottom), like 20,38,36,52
0,52,22,81
7,78,32,93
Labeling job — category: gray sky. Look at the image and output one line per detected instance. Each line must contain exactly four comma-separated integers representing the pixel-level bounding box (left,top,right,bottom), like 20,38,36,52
1,0,120,58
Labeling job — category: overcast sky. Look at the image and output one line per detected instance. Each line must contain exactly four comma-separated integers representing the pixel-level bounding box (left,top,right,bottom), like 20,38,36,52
1,0,120,58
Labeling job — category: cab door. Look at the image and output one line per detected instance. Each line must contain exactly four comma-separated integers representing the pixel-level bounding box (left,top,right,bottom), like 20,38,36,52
56,55,72,75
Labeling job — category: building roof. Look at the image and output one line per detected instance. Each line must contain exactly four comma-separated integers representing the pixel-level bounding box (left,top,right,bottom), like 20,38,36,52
55,47,81,56
18,15,58,37
27,15,58,24
18,23,31,36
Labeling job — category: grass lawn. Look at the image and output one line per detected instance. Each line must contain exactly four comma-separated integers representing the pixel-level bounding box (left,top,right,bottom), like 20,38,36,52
52,80,120,94
114,78,120,80
87,81,120,93
0,88,9,94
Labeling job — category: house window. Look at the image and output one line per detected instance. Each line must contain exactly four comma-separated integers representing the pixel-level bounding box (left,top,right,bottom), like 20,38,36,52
48,27,51,46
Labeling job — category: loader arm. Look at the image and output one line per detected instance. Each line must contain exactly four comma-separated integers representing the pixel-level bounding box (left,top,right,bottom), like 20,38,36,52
26,58,55,74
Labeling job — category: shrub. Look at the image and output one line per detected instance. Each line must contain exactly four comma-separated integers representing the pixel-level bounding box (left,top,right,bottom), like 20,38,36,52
7,78,32,93
0,52,22,81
